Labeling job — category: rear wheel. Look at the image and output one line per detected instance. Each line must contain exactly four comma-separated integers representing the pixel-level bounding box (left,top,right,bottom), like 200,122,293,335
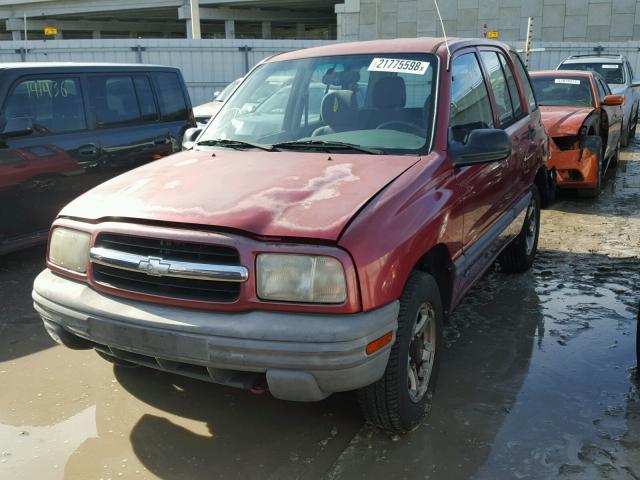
621,119,629,148
629,108,638,144
358,271,443,433
498,186,540,273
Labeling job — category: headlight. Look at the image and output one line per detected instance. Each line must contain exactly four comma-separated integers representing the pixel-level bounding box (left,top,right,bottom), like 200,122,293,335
256,254,347,304
48,228,91,273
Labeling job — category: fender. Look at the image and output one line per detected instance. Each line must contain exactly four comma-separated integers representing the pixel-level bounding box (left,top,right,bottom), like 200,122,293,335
339,151,459,312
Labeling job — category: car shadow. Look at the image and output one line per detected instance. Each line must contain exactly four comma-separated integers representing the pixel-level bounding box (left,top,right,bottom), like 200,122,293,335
0,245,57,362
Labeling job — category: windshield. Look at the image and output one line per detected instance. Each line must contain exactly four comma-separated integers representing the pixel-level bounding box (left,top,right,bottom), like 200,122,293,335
559,62,625,84
198,53,438,155
216,79,241,103
531,76,594,107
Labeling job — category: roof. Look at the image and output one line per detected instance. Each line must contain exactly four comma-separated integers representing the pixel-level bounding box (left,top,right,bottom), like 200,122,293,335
561,56,624,64
268,37,512,62
530,69,595,78
0,62,177,71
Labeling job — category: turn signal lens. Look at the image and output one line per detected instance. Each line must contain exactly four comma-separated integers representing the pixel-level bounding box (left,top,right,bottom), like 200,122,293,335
366,331,394,355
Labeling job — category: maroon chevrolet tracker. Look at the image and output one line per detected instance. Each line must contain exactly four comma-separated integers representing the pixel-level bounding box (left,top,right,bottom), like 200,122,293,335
33,38,550,432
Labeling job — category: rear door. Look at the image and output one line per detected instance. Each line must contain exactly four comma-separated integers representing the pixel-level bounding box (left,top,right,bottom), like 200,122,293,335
479,48,532,203
87,73,174,174
0,74,98,250
596,77,623,157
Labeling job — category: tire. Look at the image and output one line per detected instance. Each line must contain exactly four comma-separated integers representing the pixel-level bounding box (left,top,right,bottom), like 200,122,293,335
636,308,639,378
621,119,629,148
498,185,540,274
539,167,557,209
96,349,139,368
629,108,638,144
358,271,443,433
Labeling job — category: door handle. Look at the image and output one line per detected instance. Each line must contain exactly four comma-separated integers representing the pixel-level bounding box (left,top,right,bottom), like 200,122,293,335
78,144,98,156
153,136,168,145
527,126,536,140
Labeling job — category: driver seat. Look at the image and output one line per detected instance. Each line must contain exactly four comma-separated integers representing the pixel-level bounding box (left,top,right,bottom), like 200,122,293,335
371,76,407,128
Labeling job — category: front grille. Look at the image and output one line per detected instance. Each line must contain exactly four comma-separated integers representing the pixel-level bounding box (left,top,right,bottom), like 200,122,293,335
553,136,579,151
92,233,242,303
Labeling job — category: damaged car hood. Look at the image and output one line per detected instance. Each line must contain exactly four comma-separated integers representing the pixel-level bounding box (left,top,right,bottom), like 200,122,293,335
59,149,420,241
539,106,594,137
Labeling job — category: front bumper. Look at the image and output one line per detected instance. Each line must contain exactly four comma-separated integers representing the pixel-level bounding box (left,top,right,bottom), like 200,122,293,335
33,269,398,401
548,145,598,189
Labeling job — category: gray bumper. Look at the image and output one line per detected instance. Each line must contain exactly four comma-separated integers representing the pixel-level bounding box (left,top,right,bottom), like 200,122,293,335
32,269,398,401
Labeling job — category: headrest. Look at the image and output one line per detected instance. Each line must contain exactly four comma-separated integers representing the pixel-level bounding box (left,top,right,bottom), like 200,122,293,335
373,76,406,109
321,90,357,127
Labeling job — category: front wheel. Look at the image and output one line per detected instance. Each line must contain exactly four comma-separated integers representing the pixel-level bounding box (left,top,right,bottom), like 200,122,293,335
358,271,443,433
498,186,541,273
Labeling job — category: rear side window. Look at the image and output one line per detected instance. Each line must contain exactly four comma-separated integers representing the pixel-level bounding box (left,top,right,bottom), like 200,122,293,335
449,52,494,142
511,53,538,112
152,73,188,121
480,51,515,126
4,77,86,134
498,53,524,119
133,76,158,122
89,76,141,127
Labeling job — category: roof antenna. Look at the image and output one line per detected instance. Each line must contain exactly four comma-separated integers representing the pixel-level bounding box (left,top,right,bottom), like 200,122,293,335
433,0,451,70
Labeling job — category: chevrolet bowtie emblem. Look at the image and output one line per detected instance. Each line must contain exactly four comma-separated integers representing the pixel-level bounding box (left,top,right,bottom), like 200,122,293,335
138,256,171,276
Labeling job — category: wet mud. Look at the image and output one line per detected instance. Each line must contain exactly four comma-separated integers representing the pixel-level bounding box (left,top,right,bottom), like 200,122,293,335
1,145,638,479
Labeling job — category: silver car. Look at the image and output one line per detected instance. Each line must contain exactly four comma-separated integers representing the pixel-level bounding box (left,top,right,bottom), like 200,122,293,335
558,54,640,147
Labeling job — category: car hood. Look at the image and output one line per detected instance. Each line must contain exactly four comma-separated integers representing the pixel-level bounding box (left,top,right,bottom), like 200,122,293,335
193,101,223,118
539,106,594,137
60,149,420,241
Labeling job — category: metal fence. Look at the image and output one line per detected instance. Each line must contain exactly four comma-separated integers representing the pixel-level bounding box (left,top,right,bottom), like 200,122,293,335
1,38,639,105
0,38,333,105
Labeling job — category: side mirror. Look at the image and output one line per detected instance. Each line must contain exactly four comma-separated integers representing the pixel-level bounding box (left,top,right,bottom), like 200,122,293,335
181,127,202,150
450,129,512,168
213,90,221,100
2,117,33,138
603,94,624,106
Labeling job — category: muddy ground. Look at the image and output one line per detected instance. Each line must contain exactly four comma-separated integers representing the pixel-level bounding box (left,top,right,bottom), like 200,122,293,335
0,146,638,480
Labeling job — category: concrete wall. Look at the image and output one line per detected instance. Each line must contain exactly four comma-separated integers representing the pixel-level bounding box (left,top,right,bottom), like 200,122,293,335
0,38,332,105
336,0,640,43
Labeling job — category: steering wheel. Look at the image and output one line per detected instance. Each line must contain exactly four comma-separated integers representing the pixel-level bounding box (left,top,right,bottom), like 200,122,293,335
376,121,424,136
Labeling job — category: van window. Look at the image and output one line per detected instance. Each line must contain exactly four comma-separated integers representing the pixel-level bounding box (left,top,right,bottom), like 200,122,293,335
4,77,86,134
153,73,188,121
449,52,494,143
134,76,158,122
88,76,141,127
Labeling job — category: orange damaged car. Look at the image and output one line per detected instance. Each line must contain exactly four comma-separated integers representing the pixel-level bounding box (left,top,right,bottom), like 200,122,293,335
530,70,624,197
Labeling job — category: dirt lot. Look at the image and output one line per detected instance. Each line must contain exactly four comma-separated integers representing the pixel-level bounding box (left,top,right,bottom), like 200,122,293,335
1,147,638,480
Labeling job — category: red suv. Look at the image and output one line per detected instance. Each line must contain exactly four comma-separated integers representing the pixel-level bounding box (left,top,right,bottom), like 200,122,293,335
33,38,549,432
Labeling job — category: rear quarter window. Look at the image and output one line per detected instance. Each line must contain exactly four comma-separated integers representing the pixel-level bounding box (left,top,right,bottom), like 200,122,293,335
152,72,188,122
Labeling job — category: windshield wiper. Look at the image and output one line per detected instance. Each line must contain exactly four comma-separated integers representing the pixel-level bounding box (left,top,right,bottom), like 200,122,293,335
196,138,275,152
273,140,383,155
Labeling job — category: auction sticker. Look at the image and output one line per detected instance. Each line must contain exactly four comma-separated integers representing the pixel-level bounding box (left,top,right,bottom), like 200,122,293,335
602,64,619,69
555,78,581,85
368,58,430,75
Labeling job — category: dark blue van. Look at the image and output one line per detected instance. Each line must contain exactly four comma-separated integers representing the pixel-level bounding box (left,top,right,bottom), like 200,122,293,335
0,63,195,254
